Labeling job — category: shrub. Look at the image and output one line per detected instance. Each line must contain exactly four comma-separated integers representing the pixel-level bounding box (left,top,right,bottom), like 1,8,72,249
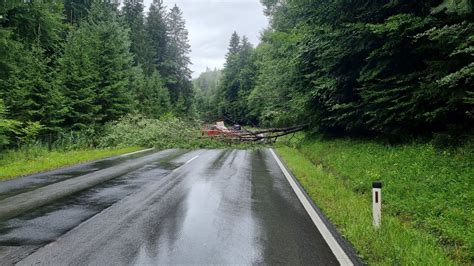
99,113,213,149
0,99,20,148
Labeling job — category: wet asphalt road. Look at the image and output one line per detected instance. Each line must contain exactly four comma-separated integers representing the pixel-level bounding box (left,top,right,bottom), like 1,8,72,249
0,148,158,200
0,149,340,265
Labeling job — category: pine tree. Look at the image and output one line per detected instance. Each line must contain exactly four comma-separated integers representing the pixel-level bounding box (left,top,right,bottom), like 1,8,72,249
64,0,93,24
87,2,135,124
193,68,222,121
235,36,257,121
59,1,135,129
122,0,154,74
136,71,171,118
145,0,169,75
227,31,240,58
214,33,257,123
3,1,65,55
216,32,241,120
58,24,101,129
0,1,67,134
165,5,194,112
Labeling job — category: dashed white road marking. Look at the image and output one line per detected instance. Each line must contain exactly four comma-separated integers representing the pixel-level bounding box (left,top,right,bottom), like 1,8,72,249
119,148,155,157
185,155,200,165
270,148,354,266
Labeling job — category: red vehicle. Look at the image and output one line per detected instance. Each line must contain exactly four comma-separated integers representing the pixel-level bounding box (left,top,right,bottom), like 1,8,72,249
203,126,224,136
202,121,237,137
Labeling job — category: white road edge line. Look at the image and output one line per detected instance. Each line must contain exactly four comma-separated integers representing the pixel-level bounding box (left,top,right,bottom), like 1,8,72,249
270,148,354,266
119,148,155,157
185,155,200,165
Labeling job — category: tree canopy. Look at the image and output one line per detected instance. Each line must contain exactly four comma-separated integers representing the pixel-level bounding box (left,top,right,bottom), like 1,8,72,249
0,0,194,146
209,0,473,141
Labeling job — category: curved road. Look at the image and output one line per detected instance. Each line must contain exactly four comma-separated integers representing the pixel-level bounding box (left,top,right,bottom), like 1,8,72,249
0,149,357,265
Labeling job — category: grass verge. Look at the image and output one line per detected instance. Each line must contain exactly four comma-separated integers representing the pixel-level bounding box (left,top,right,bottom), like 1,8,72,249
0,146,143,181
276,139,472,265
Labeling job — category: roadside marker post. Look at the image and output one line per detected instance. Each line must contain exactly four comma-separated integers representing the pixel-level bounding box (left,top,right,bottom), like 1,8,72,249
372,181,382,229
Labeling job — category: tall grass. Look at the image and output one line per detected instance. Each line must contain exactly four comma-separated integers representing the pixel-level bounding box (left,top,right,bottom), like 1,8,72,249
0,146,142,180
278,135,473,264
277,147,456,265
0,129,139,180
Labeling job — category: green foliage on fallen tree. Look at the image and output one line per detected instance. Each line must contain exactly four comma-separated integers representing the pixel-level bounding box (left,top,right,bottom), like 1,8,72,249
99,114,215,149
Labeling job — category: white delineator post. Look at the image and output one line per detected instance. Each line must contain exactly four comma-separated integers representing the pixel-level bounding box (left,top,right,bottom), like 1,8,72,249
372,181,382,229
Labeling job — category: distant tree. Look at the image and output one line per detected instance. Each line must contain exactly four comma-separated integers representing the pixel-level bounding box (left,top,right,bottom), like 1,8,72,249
227,31,240,57
216,32,240,118
214,33,257,123
194,67,222,93
194,68,222,121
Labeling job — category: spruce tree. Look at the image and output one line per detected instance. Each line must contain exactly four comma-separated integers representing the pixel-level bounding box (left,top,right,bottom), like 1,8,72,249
216,32,242,120
165,5,194,113
136,71,171,118
59,1,135,129
227,31,240,57
3,1,65,56
0,1,67,134
122,0,154,74
58,24,101,129
145,0,169,75
64,0,93,24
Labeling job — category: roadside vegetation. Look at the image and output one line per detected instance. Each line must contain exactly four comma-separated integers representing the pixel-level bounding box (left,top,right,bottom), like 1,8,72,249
277,135,473,264
0,1,198,180
0,111,256,180
0,146,142,181
99,114,261,150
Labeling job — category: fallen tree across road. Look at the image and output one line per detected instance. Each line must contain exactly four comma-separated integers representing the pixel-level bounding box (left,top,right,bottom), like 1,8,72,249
201,123,308,143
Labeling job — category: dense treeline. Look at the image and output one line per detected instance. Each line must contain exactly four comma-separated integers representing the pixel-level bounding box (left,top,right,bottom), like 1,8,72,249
196,32,258,124
193,67,221,121
0,0,194,148
205,0,473,142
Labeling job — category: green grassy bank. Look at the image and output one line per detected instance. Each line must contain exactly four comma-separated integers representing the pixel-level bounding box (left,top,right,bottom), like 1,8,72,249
276,137,473,265
0,146,143,181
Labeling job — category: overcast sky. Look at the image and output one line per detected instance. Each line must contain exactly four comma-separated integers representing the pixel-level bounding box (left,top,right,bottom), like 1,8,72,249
143,0,268,78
